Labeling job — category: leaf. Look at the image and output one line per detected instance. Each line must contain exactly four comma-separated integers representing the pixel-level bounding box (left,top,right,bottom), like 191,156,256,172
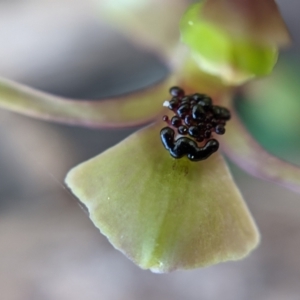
220,95,300,194
0,76,175,128
65,122,259,273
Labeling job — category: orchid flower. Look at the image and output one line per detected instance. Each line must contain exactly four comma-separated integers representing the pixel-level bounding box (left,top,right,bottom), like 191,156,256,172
0,0,299,273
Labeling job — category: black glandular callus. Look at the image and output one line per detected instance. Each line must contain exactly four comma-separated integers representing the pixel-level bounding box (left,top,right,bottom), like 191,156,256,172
192,104,206,120
212,106,231,121
160,127,219,162
177,104,190,118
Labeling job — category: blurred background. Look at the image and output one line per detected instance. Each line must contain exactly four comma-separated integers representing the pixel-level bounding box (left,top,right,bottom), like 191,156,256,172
0,0,300,299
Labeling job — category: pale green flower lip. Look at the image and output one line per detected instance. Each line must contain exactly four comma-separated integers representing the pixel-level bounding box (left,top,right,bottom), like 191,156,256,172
65,122,260,273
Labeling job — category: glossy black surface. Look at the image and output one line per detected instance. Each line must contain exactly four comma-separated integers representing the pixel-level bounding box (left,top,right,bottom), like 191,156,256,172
177,104,190,118
160,127,219,161
215,124,225,135
192,104,206,120
169,86,184,98
188,126,200,138
212,106,231,120
162,87,231,161
178,125,188,135
171,116,182,127
197,97,212,108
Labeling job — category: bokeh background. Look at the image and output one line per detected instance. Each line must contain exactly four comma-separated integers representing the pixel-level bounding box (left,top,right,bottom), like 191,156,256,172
0,0,300,299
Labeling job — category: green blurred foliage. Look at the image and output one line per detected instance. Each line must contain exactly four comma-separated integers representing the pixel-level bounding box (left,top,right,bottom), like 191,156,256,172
236,54,300,163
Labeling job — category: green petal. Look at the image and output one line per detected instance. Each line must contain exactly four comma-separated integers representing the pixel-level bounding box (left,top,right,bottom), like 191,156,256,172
0,76,175,128
98,0,189,61
65,122,259,273
220,95,300,194
201,0,291,47
180,2,280,84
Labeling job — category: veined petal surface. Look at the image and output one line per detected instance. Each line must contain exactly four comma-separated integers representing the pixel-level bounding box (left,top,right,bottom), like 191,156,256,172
0,76,174,128
65,122,259,273
220,95,300,194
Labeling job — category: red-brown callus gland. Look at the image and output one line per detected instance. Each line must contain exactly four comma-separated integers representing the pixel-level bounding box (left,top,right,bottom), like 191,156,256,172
192,104,206,121
162,115,169,122
211,118,218,127
184,115,193,126
169,86,184,98
196,136,204,142
204,130,211,139
168,97,180,110
215,124,226,135
196,95,212,110
190,99,196,106
188,126,200,138
197,122,206,130
219,107,231,121
171,116,182,127
212,106,231,121
193,93,207,102
205,115,212,123
178,125,188,135
180,96,192,105
206,123,213,130
177,104,190,118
